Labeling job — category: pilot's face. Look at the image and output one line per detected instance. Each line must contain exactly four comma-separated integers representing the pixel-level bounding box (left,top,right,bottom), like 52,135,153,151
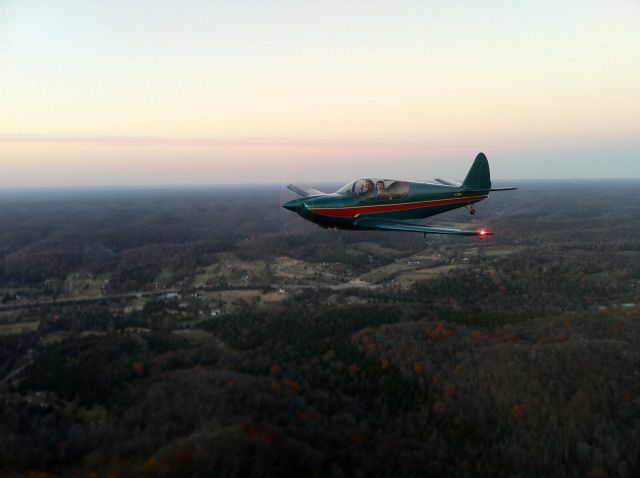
376,182,384,192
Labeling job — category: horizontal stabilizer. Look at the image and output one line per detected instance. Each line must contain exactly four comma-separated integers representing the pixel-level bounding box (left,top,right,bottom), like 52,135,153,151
286,184,325,198
355,218,492,236
435,178,462,187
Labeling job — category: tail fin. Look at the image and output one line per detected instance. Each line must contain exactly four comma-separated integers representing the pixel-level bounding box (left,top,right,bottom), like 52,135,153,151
462,153,491,191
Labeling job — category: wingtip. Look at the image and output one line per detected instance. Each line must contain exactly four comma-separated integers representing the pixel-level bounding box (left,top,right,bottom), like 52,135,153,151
476,228,493,237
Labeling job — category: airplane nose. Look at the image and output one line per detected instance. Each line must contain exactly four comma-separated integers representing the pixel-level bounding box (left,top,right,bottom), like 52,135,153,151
283,198,305,212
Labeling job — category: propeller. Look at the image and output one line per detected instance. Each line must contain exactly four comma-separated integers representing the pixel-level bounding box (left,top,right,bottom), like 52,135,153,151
279,183,298,231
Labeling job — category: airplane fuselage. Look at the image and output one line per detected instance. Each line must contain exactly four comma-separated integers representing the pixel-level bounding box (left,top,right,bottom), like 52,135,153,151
282,153,515,236
284,182,488,230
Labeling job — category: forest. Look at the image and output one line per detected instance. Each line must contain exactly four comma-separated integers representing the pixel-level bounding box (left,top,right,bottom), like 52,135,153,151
0,180,639,477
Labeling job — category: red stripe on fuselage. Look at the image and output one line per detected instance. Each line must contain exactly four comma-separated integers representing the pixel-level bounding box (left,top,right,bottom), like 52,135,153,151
310,195,488,218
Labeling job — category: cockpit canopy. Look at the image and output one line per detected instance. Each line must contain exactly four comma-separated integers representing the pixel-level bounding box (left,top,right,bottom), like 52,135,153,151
336,179,410,200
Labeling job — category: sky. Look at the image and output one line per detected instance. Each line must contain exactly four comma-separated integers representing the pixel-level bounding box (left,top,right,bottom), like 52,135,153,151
1,0,639,187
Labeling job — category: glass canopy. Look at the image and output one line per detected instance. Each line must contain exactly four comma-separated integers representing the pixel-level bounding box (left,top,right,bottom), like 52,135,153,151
336,179,410,200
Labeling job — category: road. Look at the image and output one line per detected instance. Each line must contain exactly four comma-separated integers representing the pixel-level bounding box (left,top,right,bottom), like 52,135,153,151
0,280,385,312
0,289,179,312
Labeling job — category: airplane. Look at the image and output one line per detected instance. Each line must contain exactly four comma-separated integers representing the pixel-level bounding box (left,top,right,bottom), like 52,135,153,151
282,152,516,237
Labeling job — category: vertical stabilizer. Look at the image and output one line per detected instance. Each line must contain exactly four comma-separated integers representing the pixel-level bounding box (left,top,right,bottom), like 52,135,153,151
462,153,491,190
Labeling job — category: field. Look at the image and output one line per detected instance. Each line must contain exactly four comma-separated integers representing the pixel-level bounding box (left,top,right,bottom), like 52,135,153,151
0,320,39,334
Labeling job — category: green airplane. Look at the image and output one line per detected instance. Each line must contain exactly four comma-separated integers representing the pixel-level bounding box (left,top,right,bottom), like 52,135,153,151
282,152,516,237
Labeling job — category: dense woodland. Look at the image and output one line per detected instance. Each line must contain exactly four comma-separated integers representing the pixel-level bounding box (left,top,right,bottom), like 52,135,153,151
1,181,639,477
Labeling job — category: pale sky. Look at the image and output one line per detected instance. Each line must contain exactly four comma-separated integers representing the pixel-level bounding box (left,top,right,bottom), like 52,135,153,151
1,0,639,186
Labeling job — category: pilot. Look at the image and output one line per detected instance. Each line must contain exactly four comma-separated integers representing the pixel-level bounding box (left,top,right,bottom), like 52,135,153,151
359,180,374,197
366,180,375,196
375,180,390,199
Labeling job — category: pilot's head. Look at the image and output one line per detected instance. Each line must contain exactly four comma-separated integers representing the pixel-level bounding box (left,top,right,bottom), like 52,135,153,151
376,181,385,192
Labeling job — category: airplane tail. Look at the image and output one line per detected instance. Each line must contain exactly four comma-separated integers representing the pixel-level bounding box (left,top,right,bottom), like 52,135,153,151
462,152,491,191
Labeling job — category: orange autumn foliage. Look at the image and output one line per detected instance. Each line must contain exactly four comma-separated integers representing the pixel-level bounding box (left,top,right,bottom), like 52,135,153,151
443,384,456,399
172,446,191,464
192,364,206,374
243,422,257,435
470,330,489,341
296,409,321,423
259,431,275,446
541,334,567,344
511,404,525,418
142,456,160,472
348,363,361,376
270,381,283,395
141,446,192,473
359,334,378,354
432,401,446,415
612,319,625,335
494,329,516,344
242,421,275,446
281,378,301,394
380,355,390,370
270,363,282,377
132,362,144,377
428,323,452,339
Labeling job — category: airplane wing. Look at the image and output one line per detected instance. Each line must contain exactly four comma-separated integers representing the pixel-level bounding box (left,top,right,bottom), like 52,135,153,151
286,184,325,198
355,218,492,236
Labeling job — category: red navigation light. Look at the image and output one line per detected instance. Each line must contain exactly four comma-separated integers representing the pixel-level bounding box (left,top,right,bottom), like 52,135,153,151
478,228,489,236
